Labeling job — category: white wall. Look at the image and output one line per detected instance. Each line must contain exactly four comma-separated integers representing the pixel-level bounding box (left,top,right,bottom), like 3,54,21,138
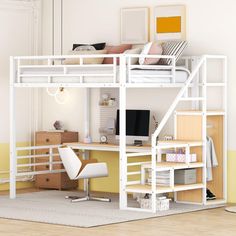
0,0,41,143
41,0,236,149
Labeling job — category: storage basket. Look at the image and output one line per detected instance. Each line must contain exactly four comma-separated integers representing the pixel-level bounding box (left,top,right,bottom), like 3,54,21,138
166,153,197,162
139,197,171,211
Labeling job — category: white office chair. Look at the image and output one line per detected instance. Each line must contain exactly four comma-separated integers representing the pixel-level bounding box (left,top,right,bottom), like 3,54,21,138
58,146,111,203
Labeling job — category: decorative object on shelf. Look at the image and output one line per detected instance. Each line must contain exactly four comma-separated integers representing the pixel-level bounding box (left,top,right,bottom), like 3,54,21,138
53,120,63,130
100,135,108,144
121,7,149,44
100,93,109,106
154,5,186,41
55,87,69,104
84,135,92,144
100,94,117,107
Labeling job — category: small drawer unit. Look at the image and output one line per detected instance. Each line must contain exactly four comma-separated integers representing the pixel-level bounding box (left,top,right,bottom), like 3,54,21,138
174,169,197,185
35,131,79,190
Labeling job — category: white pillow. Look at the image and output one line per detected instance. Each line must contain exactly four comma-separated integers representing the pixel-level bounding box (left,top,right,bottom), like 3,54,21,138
139,42,153,65
124,47,142,65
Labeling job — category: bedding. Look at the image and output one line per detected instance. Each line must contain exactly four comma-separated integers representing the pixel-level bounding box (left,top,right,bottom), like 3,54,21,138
20,66,190,84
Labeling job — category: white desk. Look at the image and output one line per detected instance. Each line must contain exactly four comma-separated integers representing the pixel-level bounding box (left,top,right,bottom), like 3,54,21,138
65,142,151,153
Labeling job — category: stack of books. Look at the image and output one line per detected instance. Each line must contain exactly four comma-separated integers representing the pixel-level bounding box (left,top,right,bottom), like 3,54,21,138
147,170,170,186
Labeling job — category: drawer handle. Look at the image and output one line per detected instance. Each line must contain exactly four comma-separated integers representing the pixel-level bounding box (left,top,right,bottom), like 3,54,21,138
46,165,49,169
46,178,50,182
46,152,49,155
46,138,50,142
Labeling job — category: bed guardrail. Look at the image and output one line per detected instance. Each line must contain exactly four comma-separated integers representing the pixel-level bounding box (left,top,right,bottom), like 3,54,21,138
10,54,194,87
11,54,120,87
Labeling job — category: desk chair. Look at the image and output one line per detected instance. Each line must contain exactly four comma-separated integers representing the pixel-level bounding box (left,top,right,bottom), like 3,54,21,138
58,146,111,203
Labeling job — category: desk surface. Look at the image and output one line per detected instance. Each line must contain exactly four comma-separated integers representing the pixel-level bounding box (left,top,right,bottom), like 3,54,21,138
64,142,151,153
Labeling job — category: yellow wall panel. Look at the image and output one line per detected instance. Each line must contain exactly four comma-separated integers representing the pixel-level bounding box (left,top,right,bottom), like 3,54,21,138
156,16,181,33
228,151,236,203
0,143,34,191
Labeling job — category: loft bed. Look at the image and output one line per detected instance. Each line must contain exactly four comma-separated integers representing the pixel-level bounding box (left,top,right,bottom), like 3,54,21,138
9,53,227,213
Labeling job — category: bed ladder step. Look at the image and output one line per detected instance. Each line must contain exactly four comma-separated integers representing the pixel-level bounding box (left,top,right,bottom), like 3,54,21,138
179,97,205,101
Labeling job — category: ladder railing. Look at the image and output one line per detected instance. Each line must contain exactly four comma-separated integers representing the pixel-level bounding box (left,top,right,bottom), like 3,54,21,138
152,55,206,143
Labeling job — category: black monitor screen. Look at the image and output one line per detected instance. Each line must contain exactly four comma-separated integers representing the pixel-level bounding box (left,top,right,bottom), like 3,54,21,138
116,110,150,137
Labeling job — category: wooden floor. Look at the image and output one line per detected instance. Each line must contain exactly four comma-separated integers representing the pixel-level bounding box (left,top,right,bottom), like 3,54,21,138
0,189,236,236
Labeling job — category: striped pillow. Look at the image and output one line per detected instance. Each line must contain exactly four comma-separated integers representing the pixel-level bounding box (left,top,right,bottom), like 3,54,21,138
158,41,188,65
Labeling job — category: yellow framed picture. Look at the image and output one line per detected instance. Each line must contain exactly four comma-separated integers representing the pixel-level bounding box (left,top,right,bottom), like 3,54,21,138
154,5,186,41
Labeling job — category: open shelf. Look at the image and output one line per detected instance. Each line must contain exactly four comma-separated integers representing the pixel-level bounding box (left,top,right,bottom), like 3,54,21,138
125,183,204,194
142,162,204,170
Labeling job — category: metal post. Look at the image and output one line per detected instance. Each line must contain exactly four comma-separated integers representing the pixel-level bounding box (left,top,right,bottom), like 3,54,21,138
223,57,228,202
119,55,127,209
10,57,16,199
202,57,207,205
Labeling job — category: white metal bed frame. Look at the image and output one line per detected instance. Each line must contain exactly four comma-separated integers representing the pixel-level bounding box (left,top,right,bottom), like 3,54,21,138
9,53,227,213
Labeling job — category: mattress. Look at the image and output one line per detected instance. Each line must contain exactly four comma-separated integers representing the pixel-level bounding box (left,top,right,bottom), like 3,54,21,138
19,66,190,84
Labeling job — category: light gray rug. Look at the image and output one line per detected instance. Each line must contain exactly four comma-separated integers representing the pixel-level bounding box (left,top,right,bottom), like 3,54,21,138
0,191,224,227
225,206,236,213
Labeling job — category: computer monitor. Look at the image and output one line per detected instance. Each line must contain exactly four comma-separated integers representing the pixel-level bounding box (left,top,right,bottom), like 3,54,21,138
115,109,150,145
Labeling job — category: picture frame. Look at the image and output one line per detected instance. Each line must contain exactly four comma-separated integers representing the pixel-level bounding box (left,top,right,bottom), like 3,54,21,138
121,7,149,44
154,5,186,41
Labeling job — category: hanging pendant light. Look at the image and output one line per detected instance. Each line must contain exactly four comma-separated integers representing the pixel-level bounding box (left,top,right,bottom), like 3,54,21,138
46,87,59,96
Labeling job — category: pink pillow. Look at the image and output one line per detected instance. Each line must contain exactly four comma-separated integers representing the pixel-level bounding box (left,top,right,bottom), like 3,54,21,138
103,44,132,64
142,42,163,65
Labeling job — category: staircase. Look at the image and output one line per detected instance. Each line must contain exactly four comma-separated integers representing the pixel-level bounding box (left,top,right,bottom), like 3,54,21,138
120,55,227,213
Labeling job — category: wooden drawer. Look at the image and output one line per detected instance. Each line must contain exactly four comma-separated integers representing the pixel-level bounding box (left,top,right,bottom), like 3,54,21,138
35,173,62,189
36,132,61,145
35,173,78,190
61,132,79,143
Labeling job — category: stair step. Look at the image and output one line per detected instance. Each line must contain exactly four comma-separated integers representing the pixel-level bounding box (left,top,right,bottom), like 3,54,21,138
179,97,204,101
175,110,225,116
157,140,203,148
206,82,226,87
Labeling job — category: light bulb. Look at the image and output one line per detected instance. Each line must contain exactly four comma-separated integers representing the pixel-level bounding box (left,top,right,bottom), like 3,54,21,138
55,87,69,104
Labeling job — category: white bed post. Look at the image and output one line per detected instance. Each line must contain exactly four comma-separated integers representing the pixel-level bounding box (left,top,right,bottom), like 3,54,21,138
202,56,207,205
84,88,90,139
10,57,16,199
223,56,228,202
119,55,127,209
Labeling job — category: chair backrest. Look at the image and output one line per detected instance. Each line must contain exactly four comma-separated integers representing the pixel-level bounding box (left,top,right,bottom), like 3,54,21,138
58,147,82,180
